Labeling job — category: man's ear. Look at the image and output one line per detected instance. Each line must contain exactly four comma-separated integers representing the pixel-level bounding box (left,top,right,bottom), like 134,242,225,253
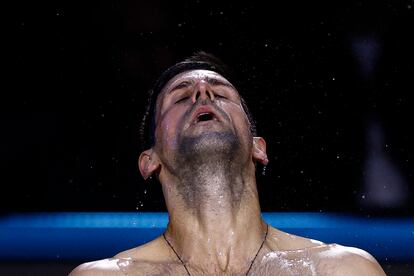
138,149,161,180
252,137,269,165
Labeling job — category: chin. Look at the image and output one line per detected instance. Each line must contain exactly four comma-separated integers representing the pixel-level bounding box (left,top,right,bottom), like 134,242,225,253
179,131,240,157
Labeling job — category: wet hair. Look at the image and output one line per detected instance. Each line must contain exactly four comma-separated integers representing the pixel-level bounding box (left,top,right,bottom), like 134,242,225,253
139,51,257,150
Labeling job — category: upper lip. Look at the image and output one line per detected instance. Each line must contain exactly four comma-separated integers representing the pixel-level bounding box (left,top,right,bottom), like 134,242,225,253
189,105,222,125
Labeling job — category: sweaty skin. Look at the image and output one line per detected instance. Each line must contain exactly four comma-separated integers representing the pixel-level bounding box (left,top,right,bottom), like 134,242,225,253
70,230,385,275
70,70,385,276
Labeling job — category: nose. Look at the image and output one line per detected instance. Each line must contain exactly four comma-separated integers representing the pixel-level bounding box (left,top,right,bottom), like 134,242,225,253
191,80,215,103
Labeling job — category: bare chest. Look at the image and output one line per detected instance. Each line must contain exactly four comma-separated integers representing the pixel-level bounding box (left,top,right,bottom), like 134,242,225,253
115,251,325,276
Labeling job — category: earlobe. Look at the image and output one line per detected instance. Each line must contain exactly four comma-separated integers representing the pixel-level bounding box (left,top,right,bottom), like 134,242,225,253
138,150,160,180
252,137,269,165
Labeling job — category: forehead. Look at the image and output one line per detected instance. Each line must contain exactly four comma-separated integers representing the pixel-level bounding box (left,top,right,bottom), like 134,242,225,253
159,69,234,95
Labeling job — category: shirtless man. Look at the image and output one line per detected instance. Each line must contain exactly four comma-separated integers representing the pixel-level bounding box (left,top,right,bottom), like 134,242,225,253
70,52,386,275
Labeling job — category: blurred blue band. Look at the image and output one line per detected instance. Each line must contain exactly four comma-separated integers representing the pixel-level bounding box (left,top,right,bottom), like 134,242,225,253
0,212,413,261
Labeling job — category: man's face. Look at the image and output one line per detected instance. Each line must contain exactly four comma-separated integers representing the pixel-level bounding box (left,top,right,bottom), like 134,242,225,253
153,69,253,165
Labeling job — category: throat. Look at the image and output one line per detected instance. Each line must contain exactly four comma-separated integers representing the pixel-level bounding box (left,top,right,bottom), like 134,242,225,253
164,223,269,276
176,161,246,212
216,249,231,272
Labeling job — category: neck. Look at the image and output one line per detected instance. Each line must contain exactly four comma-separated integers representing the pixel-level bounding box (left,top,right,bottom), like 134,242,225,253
161,161,266,273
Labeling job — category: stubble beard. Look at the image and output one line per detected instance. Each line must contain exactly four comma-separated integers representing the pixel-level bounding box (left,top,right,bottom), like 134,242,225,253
172,130,246,211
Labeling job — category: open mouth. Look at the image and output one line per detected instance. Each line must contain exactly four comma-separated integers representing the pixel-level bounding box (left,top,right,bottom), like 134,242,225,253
190,106,222,127
196,112,215,122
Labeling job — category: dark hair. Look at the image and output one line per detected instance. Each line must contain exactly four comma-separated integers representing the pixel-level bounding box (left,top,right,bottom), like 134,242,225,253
139,51,257,150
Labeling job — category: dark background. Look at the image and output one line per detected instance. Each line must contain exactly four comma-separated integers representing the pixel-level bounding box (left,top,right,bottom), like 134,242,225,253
4,0,414,215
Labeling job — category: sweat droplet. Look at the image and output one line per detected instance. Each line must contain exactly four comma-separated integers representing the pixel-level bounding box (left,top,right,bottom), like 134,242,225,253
262,165,267,176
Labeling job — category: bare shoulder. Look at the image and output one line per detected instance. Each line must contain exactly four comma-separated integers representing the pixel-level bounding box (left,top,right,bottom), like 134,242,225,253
317,244,386,276
265,226,385,275
114,235,169,261
69,236,170,276
267,225,327,250
68,258,124,276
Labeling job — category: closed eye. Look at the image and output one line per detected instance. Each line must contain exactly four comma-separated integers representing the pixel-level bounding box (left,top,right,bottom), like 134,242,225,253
175,96,190,104
215,94,227,99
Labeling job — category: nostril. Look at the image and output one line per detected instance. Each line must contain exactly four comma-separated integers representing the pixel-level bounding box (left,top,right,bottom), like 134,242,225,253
194,90,214,101
195,91,201,100
207,90,215,101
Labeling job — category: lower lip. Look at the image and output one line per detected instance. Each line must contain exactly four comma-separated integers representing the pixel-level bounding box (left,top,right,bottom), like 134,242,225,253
193,119,219,126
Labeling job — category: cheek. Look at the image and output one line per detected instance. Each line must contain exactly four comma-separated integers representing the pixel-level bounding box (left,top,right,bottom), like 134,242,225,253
225,103,251,134
226,104,253,151
156,107,185,150
158,119,178,150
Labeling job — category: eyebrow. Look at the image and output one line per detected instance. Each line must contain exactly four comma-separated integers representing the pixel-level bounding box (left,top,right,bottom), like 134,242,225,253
168,77,235,95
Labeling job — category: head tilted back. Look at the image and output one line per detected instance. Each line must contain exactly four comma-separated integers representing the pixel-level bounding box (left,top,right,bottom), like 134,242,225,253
139,51,256,150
